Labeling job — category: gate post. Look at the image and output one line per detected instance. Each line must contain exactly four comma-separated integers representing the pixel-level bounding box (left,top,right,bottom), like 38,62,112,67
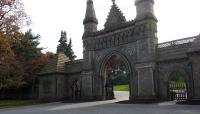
188,55,200,100
81,71,94,100
135,63,157,100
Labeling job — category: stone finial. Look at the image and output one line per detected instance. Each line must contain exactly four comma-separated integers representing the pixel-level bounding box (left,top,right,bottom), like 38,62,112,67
112,0,116,4
83,0,98,33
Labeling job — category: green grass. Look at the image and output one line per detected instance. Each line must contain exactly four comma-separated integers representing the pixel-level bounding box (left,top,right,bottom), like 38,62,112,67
169,81,187,89
0,100,36,108
114,85,129,91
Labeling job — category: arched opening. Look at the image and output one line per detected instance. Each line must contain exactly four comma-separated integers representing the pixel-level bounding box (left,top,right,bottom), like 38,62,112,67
101,53,131,100
168,71,188,101
71,80,81,100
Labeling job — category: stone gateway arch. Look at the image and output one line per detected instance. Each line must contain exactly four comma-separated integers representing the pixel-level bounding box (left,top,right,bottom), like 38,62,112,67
37,0,200,102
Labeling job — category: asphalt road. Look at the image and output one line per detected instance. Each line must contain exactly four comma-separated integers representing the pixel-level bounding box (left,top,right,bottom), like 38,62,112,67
0,91,199,114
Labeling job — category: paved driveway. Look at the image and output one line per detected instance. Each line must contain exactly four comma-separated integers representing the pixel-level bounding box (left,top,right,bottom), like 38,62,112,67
0,91,199,114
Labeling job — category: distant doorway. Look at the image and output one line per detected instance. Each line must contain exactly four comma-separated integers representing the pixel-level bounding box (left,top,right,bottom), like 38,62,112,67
71,80,81,100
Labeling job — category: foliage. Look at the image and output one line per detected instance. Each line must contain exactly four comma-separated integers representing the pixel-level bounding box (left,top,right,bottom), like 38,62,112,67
170,71,185,82
0,30,46,90
114,85,129,91
0,32,25,89
12,30,42,61
67,38,76,61
0,32,14,64
57,31,76,61
113,70,129,85
26,52,54,79
13,30,43,83
169,81,187,89
0,0,30,34
0,59,25,89
0,0,49,99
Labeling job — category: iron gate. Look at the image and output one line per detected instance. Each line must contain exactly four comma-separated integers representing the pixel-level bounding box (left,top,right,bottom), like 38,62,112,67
168,82,188,100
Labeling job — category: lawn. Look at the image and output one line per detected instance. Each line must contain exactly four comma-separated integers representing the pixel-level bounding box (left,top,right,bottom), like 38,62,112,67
0,100,36,108
114,85,129,91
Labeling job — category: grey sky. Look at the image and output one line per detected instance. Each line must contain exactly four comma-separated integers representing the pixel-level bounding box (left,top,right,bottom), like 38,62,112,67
22,0,200,59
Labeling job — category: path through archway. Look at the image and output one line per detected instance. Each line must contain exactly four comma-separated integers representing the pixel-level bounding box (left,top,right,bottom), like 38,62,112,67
101,53,131,100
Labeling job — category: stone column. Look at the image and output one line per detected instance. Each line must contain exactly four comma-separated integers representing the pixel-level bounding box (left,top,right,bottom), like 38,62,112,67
190,55,200,100
187,36,200,100
81,71,94,100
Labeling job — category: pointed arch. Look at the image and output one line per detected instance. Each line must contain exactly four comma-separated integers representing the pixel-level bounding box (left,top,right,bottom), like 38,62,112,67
167,68,191,100
99,51,133,100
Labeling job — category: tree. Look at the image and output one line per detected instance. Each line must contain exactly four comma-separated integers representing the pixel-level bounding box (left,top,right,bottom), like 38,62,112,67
12,30,42,61
68,38,76,60
0,30,43,91
0,1,45,98
57,31,76,61
11,30,43,84
0,32,25,90
0,0,30,91
27,52,54,75
0,0,30,34
0,32,14,65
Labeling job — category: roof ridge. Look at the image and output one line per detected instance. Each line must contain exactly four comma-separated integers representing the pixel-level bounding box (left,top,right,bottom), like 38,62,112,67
38,52,70,75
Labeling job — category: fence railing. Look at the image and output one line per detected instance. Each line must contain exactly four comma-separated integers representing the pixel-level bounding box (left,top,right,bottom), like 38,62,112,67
158,36,198,48
168,82,188,101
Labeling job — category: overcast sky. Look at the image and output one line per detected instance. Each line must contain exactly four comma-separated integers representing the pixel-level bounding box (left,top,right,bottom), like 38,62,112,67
22,0,200,59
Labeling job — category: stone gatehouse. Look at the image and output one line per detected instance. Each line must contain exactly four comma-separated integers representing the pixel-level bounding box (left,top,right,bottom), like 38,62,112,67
37,0,200,102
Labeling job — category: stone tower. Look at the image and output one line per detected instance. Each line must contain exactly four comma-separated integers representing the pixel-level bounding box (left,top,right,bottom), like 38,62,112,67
134,0,158,99
81,0,98,99
135,0,156,19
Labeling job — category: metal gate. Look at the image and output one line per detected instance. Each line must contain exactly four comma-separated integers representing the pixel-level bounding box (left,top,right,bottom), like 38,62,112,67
168,82,188,101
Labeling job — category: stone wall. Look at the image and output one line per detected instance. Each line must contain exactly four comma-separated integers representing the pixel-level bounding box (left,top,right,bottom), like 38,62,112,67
39,74,67,101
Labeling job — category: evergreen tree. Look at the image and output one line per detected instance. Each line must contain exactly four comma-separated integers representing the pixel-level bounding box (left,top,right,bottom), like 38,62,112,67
57,31,76,61
13,30,42,61
67,38,76,60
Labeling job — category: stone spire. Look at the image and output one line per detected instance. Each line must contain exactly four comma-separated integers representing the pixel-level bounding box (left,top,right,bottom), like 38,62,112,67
104,0,126,28
83,0,98,33
135,0,156,20
112,0,116,4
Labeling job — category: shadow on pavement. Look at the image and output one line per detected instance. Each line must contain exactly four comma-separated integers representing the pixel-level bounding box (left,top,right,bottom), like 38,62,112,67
176,100,200,105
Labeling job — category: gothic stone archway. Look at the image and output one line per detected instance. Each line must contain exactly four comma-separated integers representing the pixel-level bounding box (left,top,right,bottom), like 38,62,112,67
100,52,132,100
82,0,158,101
